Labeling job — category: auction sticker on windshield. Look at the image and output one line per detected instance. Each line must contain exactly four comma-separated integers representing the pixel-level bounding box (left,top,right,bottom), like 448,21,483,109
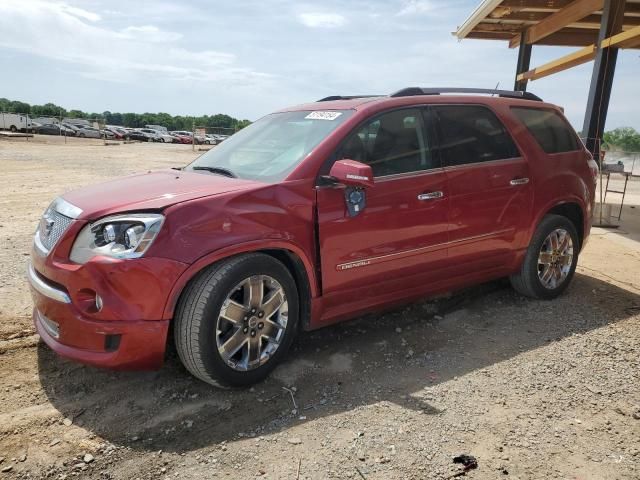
305,111,343,121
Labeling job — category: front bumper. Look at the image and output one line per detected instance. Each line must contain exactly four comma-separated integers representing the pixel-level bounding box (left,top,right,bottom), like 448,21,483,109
33,306,169,370
28,245,186,369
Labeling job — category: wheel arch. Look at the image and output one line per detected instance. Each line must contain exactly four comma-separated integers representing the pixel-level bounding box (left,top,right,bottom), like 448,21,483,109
533,199,586,250
163,242,317,328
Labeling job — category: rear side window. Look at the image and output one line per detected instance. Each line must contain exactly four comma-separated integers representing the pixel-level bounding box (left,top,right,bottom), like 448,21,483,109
433,105,520,166
511,107,580,153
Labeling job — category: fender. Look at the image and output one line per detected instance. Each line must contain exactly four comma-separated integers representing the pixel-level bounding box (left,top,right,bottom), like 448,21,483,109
528,194,588,242
161,239,318,320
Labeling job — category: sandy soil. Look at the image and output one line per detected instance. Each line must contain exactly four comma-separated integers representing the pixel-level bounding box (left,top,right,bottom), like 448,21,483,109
0,137,638,479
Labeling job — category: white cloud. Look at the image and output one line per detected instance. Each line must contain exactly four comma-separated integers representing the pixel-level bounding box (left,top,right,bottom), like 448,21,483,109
59,3,101,22
0,0,268,86
298,12,346,29
397,0,435,16
120,25,183,42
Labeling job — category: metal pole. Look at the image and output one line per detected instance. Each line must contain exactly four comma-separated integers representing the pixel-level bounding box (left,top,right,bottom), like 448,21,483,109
192,120,195,152
582,0,624,163
583,0,624,228
514,31,532,92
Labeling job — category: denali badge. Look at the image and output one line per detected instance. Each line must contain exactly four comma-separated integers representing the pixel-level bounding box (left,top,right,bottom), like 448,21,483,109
336,259,371,270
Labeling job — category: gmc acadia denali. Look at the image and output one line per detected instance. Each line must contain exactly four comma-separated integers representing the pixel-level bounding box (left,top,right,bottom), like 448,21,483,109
28,88,599,387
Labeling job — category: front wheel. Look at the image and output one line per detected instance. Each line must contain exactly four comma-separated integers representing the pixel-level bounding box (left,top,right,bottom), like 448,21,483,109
510,214,579,299
174,253,299,387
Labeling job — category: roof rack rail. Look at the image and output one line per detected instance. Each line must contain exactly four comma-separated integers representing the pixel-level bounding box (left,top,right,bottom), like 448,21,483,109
390,87,542,102
317,95,383,102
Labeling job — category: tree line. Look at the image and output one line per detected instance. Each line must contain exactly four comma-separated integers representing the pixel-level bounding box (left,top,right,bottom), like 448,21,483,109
603,127,640,153
0,98,252,132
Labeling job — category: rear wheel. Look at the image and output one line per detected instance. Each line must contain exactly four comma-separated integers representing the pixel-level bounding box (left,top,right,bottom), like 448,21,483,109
510,214,579,299
174,253,299,387
9,125,17,132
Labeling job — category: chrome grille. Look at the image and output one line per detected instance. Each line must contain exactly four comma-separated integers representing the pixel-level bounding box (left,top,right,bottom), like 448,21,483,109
38,208,73,252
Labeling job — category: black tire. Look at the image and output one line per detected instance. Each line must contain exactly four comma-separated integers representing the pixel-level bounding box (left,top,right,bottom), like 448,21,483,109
9,125,17,132
79,133,85,138
174,253,299,387
510,214,579,300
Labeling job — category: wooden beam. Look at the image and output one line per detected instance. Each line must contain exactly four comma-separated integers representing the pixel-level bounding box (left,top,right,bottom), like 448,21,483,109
467,32,517,40
510,29,598,47
516,44,597,81
601,24,640,48
536,29,598,45
501,0,573,9
510,0,604,47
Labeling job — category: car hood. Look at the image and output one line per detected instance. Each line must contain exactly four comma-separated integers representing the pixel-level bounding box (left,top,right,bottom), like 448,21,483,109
62,170,263,220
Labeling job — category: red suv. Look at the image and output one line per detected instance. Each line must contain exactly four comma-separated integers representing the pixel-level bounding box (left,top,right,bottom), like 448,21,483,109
28,88,598,387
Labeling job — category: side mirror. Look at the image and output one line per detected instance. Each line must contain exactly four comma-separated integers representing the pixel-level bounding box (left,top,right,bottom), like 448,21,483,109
327,160,374,188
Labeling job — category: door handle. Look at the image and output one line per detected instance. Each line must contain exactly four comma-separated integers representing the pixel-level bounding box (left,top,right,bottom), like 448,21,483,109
510,177,529,186
417,191,443,201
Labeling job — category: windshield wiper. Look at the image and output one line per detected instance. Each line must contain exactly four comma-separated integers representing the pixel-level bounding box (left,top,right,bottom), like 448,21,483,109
191,166,237,178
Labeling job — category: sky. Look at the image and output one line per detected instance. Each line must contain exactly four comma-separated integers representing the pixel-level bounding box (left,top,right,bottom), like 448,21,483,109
0,0,638,131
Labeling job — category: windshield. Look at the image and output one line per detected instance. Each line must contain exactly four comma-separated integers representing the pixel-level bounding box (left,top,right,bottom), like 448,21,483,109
186,110,353,182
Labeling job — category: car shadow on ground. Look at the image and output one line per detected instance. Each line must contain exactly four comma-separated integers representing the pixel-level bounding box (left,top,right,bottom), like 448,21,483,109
37,272,640,453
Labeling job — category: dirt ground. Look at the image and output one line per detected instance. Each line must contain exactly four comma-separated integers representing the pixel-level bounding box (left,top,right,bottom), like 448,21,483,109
0,136,638,480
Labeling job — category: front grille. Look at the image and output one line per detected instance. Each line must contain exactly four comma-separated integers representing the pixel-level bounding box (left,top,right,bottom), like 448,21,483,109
39,209,73,252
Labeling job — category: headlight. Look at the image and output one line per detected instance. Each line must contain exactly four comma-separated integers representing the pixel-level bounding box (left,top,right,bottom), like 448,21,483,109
70,214,164,264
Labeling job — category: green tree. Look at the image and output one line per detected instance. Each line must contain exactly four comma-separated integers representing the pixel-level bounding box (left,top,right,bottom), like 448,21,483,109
31,102,66,117
603,127,640,153
67,109,87,119
9,101,31,114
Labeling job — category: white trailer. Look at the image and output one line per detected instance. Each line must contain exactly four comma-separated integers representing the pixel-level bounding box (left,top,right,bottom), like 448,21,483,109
0,113,32,132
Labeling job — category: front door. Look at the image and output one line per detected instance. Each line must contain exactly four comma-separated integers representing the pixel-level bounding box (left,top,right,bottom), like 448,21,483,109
316,107,450,322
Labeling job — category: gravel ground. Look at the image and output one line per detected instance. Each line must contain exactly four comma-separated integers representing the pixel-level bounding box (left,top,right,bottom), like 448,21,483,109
0,137,638,479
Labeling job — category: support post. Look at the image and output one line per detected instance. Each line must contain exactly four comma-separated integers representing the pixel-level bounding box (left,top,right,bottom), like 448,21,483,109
582,0,625,162
514,31,532,91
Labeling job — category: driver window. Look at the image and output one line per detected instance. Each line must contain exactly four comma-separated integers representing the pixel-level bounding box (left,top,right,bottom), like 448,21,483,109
336,108,433,177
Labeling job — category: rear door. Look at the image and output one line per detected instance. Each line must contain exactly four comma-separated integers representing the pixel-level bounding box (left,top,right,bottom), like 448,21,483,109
316,107,450,320
432,104,533,272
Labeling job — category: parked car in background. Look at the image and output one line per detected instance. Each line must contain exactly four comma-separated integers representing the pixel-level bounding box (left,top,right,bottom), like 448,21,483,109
0,113,32,132
139,128,174,143
204,134,218,145
72,125,101,139
170,131,193,144
126,130,154,142
171,130,207,144
61,123,80,135
104,127,125,140
35,123,75,136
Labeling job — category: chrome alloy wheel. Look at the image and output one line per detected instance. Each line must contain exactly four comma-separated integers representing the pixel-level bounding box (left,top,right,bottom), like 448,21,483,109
216,275,288,371
537,228,574,289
